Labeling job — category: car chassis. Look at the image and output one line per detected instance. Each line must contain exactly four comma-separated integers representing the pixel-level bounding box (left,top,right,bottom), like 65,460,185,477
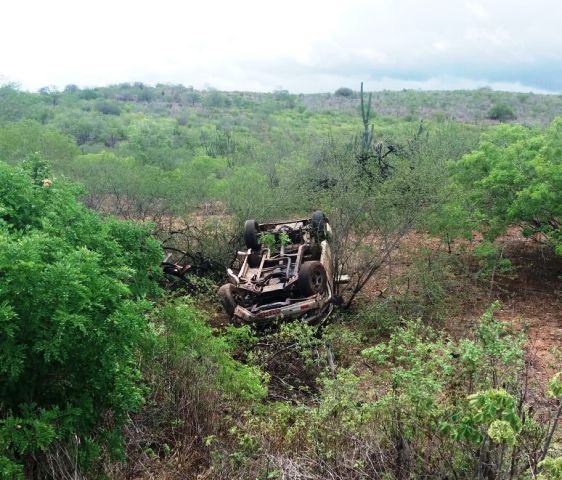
219,212,338,324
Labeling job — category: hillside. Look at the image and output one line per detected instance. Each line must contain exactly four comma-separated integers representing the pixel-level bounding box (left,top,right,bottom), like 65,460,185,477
0,83,560,479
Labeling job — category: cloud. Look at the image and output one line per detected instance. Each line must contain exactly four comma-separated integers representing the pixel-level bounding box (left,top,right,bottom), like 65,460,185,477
1,0,562,93
465,2,490,22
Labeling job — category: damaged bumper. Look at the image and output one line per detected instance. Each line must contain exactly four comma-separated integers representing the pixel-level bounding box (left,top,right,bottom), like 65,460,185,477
233,287,333,324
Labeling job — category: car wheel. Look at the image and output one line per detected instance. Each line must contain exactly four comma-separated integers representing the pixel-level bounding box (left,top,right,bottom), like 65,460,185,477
247,252,261,268
244,219,260,250
311,211,327,242
218,283,238,316
297,261,327,296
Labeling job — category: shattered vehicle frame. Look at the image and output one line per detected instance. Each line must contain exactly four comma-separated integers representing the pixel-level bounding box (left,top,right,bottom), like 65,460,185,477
218,211,342,325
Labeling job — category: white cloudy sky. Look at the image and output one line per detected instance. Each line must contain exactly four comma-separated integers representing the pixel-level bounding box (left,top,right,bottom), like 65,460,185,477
1,0,562,93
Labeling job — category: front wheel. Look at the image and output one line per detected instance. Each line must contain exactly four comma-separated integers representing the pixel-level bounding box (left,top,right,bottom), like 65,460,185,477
297,261,327,296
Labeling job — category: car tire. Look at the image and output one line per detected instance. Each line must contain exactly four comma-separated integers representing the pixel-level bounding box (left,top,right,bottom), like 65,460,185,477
297,261,327,296
218,283,238,316
244,219,260,250
247,252,261,268
311,211,327,242
308,244,322,260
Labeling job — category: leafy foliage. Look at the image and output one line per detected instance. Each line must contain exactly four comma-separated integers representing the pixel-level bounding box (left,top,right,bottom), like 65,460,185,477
452,119,562,253
0,82,560,479
216,304,555,479
0,159,162,475
0,120,78,165
488,103,516,121
148,299,266,402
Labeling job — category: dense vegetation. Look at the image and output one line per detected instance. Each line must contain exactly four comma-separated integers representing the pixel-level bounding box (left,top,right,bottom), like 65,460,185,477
0,158,263,478
0,83,560,479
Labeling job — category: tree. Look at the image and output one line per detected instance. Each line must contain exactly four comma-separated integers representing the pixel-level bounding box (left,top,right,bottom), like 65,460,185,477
126,118,176,169
95,100,121,115
0,120,78,164
63,84,79,93
273,89,296,108
311,136,444,307
204,89,230,108
334,87,354,97
99,116,127,148
453,118,562,254
185,89,201,107
78,88,99,100
53,111,107,147
488,103,516,121
38,86,60,106
0,85,45,124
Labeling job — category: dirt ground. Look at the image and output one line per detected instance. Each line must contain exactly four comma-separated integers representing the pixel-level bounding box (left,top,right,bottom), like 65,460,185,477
389,227,561,379
485,228,561,378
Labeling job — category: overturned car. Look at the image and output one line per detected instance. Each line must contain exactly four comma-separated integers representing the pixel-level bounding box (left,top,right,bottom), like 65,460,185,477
218,211,337,324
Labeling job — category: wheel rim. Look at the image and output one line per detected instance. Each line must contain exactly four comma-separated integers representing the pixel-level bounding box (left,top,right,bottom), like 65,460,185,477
311,270,324,292
233,291,243,305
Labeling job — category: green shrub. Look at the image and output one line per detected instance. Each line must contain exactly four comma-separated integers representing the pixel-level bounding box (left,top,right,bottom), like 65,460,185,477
0,158,162,476
111,299,266,477
95,101,121,116
148,300,266,402
0,120,78,164
334,87,354,98
453,118,562,254
219,304,558,479
488,103,516,121
539,457,562,480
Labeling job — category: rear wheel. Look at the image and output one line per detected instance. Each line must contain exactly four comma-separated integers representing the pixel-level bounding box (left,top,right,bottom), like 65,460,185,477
244,219,260,250
297,261,327,296
218,284,238,316
247,252,261,268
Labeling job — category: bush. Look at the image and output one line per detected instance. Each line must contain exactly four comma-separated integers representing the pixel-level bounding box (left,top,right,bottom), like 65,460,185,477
0,158,162,477
334,87,354,98
214,304,561,479
111,299,266,478
0,120,78,164
488,103,516,121
78,88,99,100
453,118,562,254
95,101,121,115
204,90,230,108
